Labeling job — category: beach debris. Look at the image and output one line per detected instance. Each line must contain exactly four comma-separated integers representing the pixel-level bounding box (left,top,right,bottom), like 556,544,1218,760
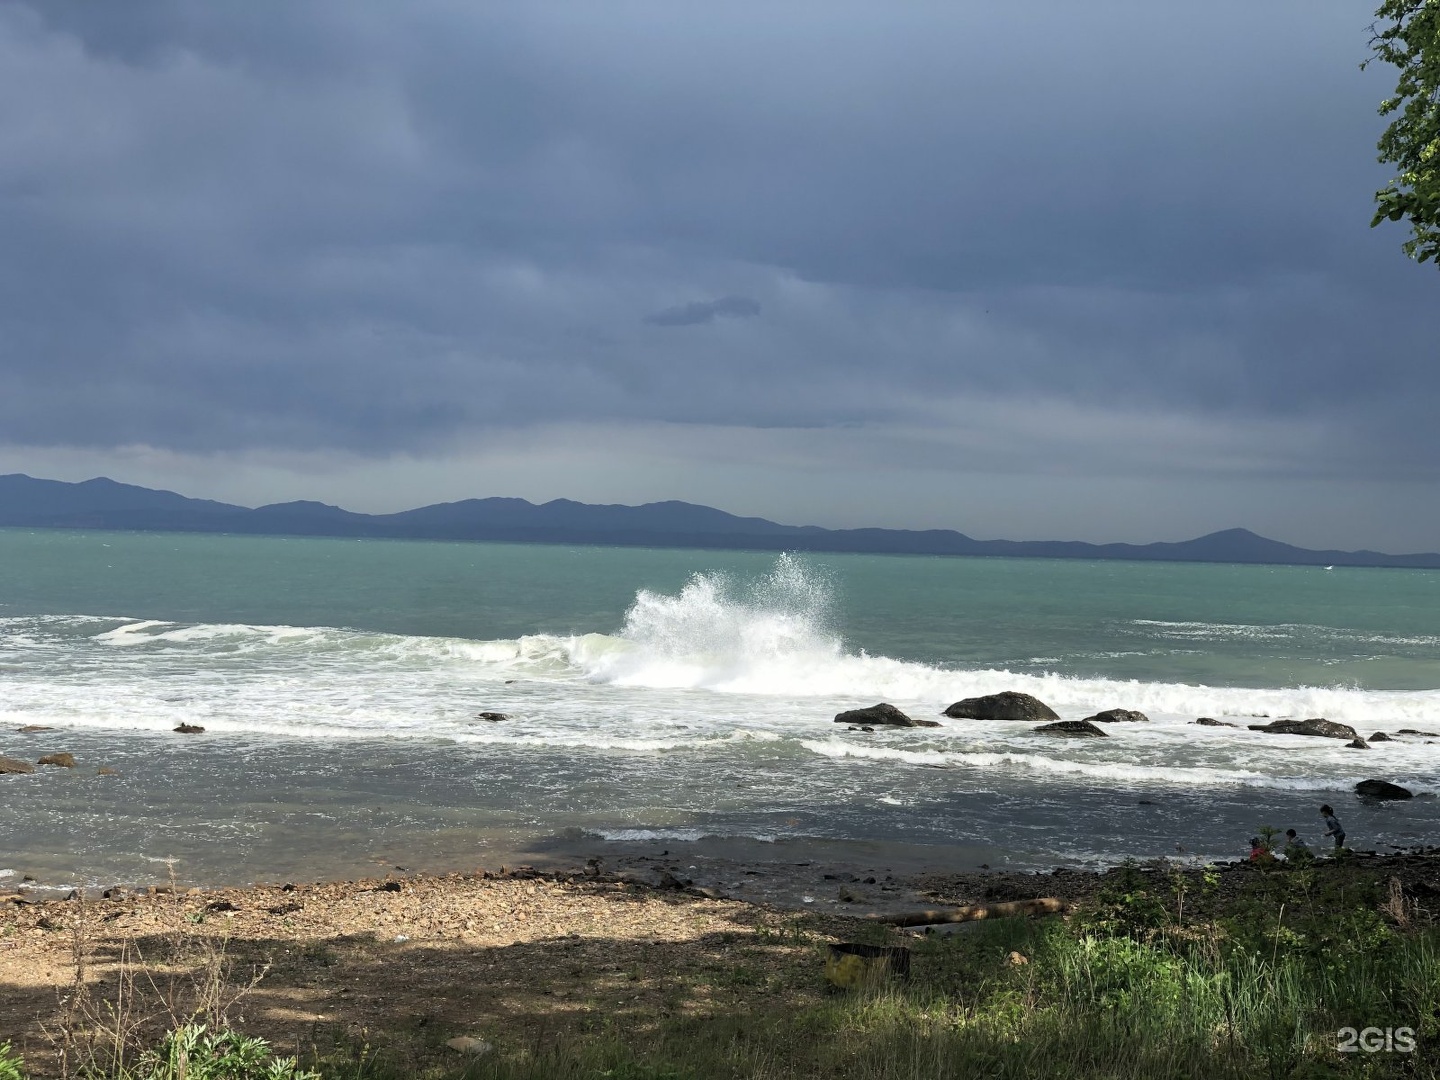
0,756,36,775
655,870,691,890
1369,732,1394,742
173,723,206,734
445,1036,493,1056
834,703,939,728
266,900,303,915
1246,717,1361,741
870,897,1071,928
1356,779,1413,801
1035,720,1108,738
15,725,54,733
37,752,75,768
393,933,410,943
825,942,910,988
375,880,403,892
475,712,508,722
943,692,1059,722
1194,717,1235,727
1083,709,1149,723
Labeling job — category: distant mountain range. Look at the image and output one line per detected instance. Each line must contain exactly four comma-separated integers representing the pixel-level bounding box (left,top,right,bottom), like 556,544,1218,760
2,472,1438,569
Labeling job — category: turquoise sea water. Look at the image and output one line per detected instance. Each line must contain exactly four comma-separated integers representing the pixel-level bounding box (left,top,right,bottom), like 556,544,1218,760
1,528,1438,886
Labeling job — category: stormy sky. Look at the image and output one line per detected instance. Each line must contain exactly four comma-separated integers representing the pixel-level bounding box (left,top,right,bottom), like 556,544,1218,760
1,1,1436,550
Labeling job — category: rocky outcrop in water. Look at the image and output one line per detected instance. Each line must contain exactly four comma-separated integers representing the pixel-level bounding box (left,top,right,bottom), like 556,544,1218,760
475,712,508,722
944,692,1059,722
37,753,75,767
174,723,206,734
1356,779,1412,800
834,703,940,728
1083,709,1148,723
1246,718,1360,741
0,756,36,774
1345,739,1370,749
1194,717,1235,727
1035,720,1108,738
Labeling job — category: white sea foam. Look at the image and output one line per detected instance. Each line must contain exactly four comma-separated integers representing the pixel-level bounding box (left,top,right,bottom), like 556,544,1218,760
798,738,1360,791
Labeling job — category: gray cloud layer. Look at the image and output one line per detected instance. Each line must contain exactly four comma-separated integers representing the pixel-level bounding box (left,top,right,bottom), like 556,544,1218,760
645,296,761,327
1,1,1437,542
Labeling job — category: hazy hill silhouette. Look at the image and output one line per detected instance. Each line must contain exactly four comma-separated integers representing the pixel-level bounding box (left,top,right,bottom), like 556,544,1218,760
2,473,1436,568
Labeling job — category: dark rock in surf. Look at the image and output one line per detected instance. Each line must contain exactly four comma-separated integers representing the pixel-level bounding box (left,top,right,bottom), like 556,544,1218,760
0,756,36,775
1246,718,1360,741
174,723,205,734
16,726,54,733
943,692,1059,722
475,712,508,722
1083,708,1148,723
1398,729,1440,737
1035,719,1108,738
1194,717,1235,727
1369,732,1393,742
1345,739,1370,749
834,703,940,728
1356,779,1412,800
37,753,75,768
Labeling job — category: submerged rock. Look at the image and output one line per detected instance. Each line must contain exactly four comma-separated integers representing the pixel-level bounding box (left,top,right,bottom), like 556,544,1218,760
15,725,54,733
1369,732,1393,742
1356,779,1412,800
37,752,75,768
0,756,36,774
1397,729,1440,737
174,723,206,734
1246,718,1360,741
944,692,1059,722
1035,719,1108,738
1083,709,1148,723
475,712,508,722
1345,739,1370,749
1194,717,1235,727
835,703,939,728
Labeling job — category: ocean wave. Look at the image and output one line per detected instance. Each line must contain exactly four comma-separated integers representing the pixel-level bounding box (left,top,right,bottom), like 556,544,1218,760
1129,619,1440,649
798,738,1362,791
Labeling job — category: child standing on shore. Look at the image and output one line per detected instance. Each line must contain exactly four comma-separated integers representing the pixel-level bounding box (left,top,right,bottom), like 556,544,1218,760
1319,805,1345,849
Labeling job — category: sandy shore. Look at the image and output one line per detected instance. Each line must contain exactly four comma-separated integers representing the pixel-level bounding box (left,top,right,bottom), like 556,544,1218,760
4,850,1438,1076
0,865,867,1077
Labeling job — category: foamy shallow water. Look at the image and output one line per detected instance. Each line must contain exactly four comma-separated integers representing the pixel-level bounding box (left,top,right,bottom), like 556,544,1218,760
3,545,1440,885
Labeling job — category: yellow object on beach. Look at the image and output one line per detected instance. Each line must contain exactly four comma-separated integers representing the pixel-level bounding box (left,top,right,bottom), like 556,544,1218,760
825,942,910,989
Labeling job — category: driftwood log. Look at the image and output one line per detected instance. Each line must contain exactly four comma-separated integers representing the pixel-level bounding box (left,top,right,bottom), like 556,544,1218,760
869,897,1071,928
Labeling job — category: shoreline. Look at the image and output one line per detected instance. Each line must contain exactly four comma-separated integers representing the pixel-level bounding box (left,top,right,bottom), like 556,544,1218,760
8,830,1439,910
5,849,1438,1077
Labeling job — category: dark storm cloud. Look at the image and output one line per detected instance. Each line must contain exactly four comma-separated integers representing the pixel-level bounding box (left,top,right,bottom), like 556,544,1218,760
644,296,761,327
1,0,1437,484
